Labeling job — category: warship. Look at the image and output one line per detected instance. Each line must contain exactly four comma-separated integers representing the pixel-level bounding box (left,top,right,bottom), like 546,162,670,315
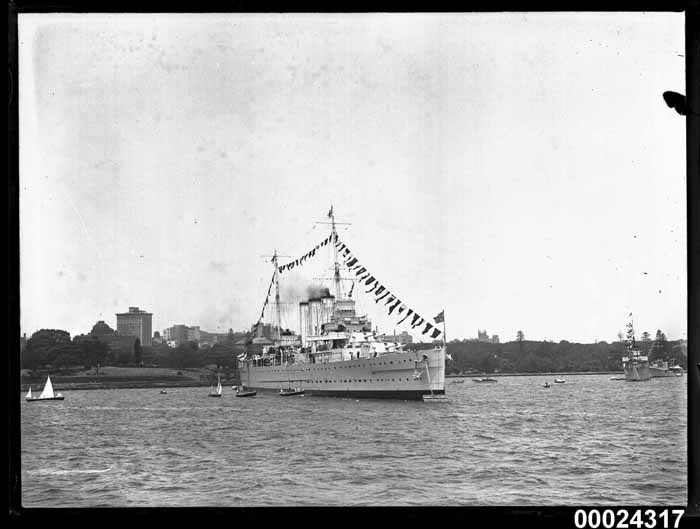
238,209,446,400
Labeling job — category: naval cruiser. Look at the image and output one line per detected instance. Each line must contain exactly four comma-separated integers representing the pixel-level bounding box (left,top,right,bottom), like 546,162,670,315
238,209,446,400
622,315,651,381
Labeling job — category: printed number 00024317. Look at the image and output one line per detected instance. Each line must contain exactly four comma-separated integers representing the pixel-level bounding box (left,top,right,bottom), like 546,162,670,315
573,509,685,529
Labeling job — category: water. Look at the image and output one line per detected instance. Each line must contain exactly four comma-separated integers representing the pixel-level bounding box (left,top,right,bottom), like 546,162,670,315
20,374,686,506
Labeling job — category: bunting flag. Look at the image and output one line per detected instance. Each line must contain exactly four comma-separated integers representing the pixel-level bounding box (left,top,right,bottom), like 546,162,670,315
278,234,332,274
397,309,413,325
376,291,390,302
388,299,401,315
335,235,441,339
253,271,276,332
348,281,355,298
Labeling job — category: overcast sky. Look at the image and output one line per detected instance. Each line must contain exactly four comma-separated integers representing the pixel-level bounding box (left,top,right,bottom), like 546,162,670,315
19,12,686,343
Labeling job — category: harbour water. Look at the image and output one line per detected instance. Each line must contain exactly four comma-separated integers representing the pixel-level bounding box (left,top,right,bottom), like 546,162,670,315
20,374,686,507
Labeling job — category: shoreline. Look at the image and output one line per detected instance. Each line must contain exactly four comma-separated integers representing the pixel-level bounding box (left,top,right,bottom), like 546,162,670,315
20,380,214,392
18,370,648,392
447,371,626,378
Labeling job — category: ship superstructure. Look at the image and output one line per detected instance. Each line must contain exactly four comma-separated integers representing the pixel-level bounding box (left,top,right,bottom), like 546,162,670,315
648,339,684,378
238,209,446,400
621,314,650,381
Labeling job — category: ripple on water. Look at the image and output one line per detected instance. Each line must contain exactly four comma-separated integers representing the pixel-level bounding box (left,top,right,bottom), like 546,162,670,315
20,376,687,507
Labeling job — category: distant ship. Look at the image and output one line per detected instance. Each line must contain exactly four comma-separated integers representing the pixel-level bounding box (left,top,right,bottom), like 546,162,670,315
621,314,650,382
238,209,446,401
649,360,684,378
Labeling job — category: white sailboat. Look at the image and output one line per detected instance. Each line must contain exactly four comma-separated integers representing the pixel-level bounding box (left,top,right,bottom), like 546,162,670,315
25,375,64,401
209,374,223,397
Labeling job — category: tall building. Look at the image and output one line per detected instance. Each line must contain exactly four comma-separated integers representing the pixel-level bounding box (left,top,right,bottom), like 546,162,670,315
163,324,203,346
476,329,499,343
116,307,153,346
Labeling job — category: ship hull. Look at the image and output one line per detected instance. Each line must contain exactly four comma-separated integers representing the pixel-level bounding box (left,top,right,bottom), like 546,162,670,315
239,347,445,400
624,365,651,381
649,368,683,378
649,367,676,378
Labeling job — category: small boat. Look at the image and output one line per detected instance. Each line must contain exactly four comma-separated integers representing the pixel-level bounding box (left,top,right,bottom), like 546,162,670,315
159,390,168,394
209,375,223,397
231,385,238,391
236,386,257,397
554,378,565,384
450,379,465,384
543,382,551,388
610,375,626,381
472,377,497,383
279,387,305,396
25,375,64,401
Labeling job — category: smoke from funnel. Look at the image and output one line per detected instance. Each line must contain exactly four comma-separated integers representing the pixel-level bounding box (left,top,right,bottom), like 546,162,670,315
306,285,331,300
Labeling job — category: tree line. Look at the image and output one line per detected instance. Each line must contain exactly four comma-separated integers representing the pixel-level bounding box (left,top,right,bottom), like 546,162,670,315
20,328,243,373
21,327,686,376
430,332,687,374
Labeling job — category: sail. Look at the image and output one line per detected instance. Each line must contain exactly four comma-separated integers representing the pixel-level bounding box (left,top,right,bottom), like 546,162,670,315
26,387,32,399
39,376,55,399
217,380,222,395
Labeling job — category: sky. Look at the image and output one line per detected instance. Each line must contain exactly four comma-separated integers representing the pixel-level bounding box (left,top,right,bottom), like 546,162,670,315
19,13,686,343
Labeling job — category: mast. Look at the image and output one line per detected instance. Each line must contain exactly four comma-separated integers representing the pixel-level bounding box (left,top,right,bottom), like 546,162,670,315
442,311,447,346
626,313,635,351
329,206,341,300
272,250,282,342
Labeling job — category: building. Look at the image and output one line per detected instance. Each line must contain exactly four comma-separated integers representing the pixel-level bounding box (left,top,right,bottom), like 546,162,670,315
379,331,414,344
116,307,153,346
163,324,204,347
477,329,500,343
73,320,137,352
163,325,190,346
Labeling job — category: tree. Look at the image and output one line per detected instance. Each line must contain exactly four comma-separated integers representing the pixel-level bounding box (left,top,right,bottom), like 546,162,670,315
133,338,142,366
22,329,73,371
74,337,111,370
654,330,669,360
516,330,525,354
640,331,651,355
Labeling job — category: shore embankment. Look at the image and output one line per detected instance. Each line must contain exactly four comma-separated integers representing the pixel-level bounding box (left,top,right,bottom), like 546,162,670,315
20,367,236,392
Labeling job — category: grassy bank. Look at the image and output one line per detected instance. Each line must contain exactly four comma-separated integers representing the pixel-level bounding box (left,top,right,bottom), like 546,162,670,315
20,366,237,392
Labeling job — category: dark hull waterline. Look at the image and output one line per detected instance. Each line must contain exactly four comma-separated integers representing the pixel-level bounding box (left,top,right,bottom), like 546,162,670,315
246,388,445,401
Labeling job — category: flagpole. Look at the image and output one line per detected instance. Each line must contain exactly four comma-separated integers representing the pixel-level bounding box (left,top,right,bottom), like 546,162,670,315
442,309,447,346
